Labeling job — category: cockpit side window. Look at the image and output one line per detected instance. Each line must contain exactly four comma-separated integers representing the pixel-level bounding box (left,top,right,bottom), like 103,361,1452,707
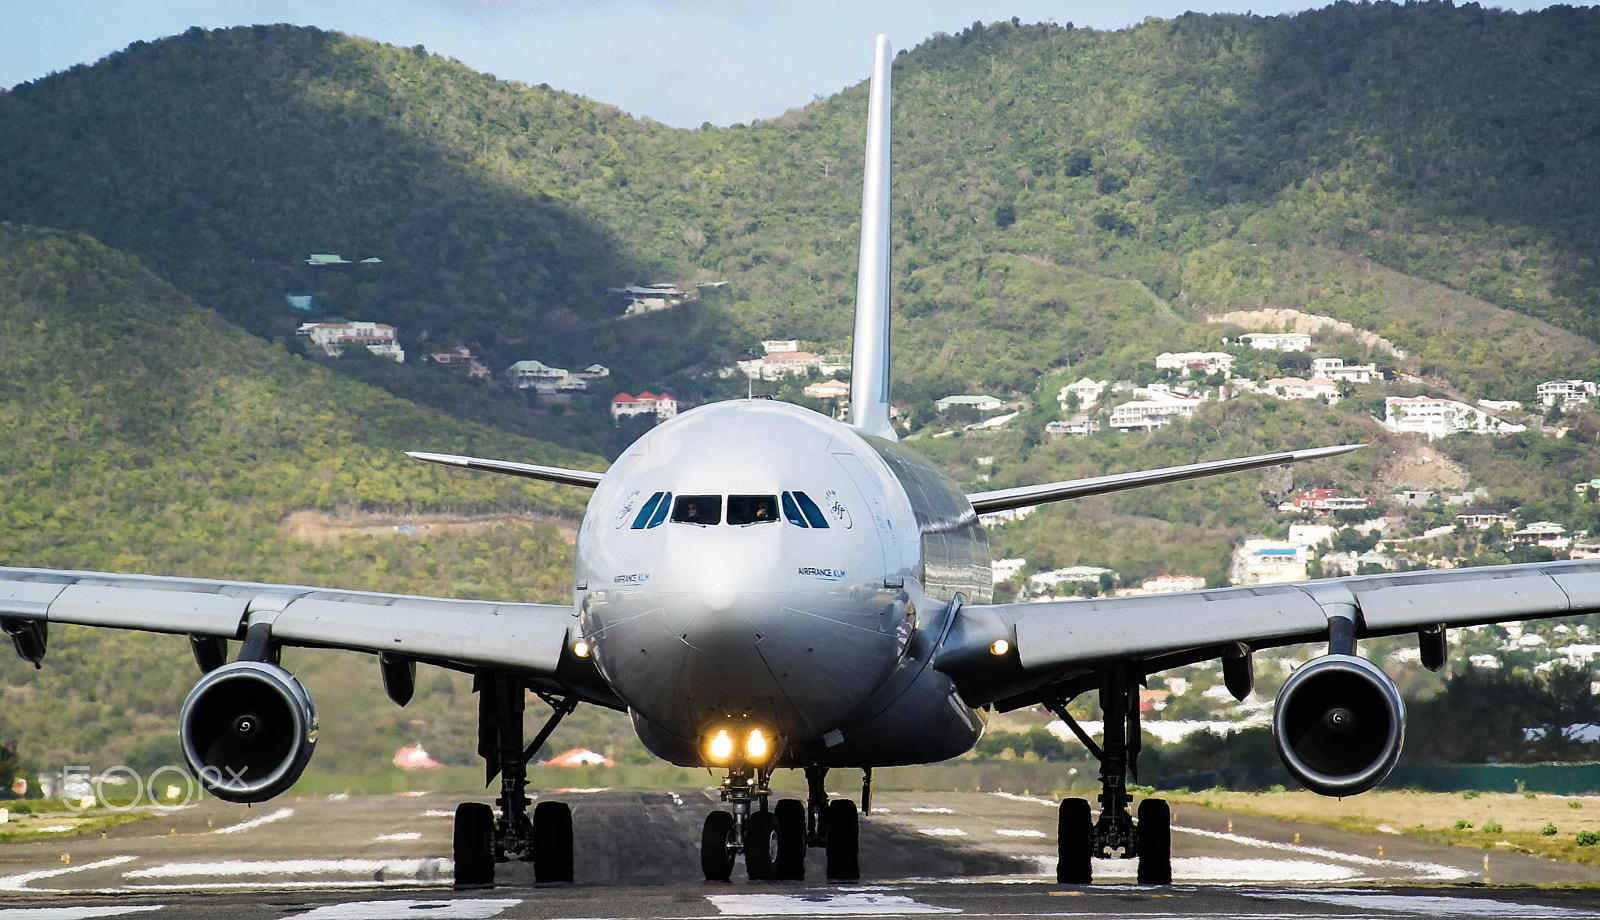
781,492,808,528
792,491,829,529
631,492,666,530
646,491,672,528
671,494,721,526
727,495,778,526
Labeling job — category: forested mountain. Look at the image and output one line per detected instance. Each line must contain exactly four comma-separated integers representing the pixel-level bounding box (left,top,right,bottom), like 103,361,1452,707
2,3,1599,421
4,3,1600,780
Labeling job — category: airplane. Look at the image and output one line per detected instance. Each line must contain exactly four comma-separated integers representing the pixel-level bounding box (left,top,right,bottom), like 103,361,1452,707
5,33,1600,889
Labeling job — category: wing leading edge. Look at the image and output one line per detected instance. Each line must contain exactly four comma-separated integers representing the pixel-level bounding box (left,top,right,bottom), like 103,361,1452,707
936,558,1600,708
0,566,616,706
966,443,1363,515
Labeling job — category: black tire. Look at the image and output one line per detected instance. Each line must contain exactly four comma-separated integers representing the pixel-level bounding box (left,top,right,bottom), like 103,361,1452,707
533,800,575,883
824,799,859,880
1057,797,1093,885
453,801,496,887
1136,798,1172,885
745,811,778,880
702,810,736,881
774,798,806,880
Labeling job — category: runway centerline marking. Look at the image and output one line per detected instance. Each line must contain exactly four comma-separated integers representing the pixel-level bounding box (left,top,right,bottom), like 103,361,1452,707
211,806,294,835
373,832,422,842
919,828,968,837
0,856,138,892
707,893,959,915
1254,892,1600,917
284,900,522,919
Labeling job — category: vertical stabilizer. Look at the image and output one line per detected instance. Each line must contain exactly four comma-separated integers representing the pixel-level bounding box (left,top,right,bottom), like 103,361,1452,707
848,34,896,441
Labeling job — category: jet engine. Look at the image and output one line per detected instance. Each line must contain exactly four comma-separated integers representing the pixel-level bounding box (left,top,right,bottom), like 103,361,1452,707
180,660,318,803
1273,653,1403,797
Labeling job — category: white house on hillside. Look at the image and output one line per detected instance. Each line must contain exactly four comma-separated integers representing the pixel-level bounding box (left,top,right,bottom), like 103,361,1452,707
1156,352,1234,375
297,322,405,362
1239,332,1312,352
1384,396,1526,439
1058,377,1107,410
1538,380,1597,408
1311,357,1377,383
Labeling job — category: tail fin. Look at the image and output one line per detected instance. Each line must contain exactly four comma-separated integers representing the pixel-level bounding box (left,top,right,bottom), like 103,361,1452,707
847,34,896,441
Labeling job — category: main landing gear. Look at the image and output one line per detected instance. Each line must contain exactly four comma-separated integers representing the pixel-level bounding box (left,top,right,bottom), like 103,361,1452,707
454,672,577,887
1045,667,1172,886
700,765,862,882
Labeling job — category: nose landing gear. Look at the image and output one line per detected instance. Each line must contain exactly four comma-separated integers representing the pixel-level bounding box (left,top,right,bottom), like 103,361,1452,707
699,765,862,881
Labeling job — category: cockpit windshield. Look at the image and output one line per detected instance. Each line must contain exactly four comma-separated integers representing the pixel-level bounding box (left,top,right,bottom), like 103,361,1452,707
727,495,779,526
671,495,722,526
782,491,830,528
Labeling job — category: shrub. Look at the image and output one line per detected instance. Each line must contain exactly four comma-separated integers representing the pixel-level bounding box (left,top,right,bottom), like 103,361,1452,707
1269,784,1287,794
1462,789,1481,800
1541,823,1559,836
1569,801,1583,810
1577,831,1600,846
1483,820,1503,834
1454,819,1474,830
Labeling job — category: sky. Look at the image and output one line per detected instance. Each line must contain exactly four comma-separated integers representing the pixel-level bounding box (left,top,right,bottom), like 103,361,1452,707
2,1,1563,129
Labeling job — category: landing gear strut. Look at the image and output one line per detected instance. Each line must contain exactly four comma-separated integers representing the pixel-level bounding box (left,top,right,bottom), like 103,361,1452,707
699,764,859,881
1045,667,1172,886
454,672,577,887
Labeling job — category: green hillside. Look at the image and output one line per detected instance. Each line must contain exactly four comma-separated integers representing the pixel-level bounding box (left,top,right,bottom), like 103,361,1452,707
2,6,1598,429
0,224,614,776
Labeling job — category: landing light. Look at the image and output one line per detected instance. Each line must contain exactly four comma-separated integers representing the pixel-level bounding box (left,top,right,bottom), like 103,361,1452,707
573,639,591,658
990,638,1011,656
708,730,734,764
746,729,769,760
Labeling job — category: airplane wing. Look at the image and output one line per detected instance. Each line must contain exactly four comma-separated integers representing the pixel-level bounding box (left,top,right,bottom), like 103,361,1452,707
406,451,605,488
966,444,1363,514
0,565,616,705
935,558,1600,708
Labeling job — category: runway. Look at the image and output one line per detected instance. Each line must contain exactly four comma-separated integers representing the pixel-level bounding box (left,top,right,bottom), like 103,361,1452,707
2,789,1598,918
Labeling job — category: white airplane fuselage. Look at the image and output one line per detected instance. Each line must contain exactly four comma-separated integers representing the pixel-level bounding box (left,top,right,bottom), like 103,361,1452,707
576,399,992,769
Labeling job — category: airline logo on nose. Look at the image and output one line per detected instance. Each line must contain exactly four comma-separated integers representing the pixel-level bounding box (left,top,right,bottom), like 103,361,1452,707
613,573,651,584
798,567,845,580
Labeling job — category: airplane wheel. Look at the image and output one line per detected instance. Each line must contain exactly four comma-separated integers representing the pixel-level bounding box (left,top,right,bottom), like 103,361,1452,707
1057,797,1092,885
824,799,859,880
775,798,806,880
533,800,574,883
1136,798,1172,885
453,801,496,887
702,810,736,881
745,811,778,880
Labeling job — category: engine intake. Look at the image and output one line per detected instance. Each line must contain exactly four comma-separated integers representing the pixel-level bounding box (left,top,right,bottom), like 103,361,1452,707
180,660,318,803
1273,653,1403,797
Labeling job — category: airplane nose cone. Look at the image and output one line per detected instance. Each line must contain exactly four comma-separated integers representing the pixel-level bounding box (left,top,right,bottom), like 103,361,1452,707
701,577,737,615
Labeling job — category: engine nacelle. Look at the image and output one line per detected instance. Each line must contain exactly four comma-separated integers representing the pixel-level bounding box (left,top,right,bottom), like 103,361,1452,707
1273,653,1403,797
180,660,318,803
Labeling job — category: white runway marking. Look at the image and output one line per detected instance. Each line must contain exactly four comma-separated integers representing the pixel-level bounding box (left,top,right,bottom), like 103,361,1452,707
708,893,959,915
0,856,138,892
1259,892,1600,917
909,807,953,814
122,858,448,880
424,810,455,818
987,792,1055,807
211,806,294,835
284,900,521,920
1096,856,1359,882
993,829,1046,838
917,828,967,837
0,909,162,919
1175,825,1469,881
373,832,422,842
